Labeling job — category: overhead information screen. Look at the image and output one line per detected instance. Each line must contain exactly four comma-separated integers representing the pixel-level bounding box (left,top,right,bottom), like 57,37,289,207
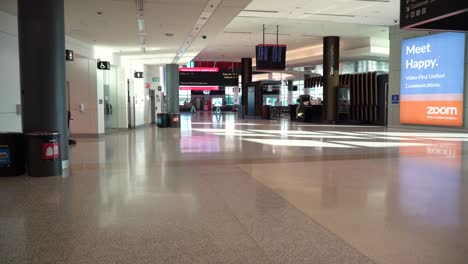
400,0,468,31
179,68,239,87
400,32,466,127
256,44,287,70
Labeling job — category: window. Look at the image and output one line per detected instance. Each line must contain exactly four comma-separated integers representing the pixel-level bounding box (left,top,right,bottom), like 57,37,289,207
292,80,304,102
224,87,241,105
179,90,191,105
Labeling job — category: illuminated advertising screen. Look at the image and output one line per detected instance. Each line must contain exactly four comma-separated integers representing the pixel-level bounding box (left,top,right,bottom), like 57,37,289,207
400,33,466,127
179,67,239,87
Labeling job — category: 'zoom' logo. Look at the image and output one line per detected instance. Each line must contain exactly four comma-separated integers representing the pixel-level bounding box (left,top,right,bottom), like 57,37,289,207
427,106,458,115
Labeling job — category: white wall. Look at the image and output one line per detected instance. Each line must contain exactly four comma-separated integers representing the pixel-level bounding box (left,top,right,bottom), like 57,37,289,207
388,26,468,131
0,10,149,134
0,11,21,132
145,65,164,113
116,65,128,129
67,57,101,135
0,10,131,136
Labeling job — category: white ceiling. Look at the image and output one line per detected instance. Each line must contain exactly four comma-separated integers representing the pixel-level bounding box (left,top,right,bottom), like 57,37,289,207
238,0,400,26
0,0,400,66
0,0,252,64
195,0,399,65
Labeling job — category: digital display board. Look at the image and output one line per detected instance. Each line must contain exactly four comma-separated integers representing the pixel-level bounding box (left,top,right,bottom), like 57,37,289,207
400,32,466,127
400,0,467,31
179,68,238,87
256,44,287,70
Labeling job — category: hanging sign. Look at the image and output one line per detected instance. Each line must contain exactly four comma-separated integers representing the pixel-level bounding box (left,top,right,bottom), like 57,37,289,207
400,0,467,31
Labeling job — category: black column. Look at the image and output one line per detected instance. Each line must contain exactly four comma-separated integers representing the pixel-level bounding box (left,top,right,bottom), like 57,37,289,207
323,36,340,123
241,58,252,117
18,0,69,164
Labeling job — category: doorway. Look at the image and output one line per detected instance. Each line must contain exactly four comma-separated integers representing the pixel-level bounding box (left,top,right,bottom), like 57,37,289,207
104,66,119,133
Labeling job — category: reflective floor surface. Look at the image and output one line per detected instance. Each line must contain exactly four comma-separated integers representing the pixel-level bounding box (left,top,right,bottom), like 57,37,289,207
1,112,468,263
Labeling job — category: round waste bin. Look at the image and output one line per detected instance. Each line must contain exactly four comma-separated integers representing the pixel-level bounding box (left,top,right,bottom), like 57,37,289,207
0,132,25,176
170,113,180,128
157,113,169,128
25,131,62,177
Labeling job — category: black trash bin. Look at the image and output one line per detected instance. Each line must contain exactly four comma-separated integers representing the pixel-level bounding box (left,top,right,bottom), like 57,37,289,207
170,113,180,128
25,132,62,177
157,113,169,128
0,132,25,176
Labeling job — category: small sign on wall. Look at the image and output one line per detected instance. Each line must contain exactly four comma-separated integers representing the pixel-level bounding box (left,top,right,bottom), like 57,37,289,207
152,77,160,83
391,95,400,105
97,61,110,70
134,72,143,78
65,49,74,61
0,146,11,166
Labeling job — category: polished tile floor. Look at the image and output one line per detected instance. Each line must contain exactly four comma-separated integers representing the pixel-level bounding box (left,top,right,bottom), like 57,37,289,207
1,112,468,263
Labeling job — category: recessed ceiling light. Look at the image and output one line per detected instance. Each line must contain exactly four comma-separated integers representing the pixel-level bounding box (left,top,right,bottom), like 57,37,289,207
96,11,103,15
165,33,174,37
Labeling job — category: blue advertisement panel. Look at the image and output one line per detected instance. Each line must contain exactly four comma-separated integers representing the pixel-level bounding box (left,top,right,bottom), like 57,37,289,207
400,32,466,126
0,147,11,166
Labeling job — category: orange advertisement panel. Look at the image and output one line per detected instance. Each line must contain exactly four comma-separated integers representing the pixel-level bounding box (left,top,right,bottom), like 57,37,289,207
400,101,463,127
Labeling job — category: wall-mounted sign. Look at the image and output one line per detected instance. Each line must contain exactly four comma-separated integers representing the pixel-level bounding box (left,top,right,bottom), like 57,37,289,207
134,72,143,78
0,146,11,166
145,83,151,89
256,44,287,70
400,32,466,127
400,0,467,31
391,95,400,105
157,86,162,91
65,49,74,61
97,61,110,70
152,77,160,83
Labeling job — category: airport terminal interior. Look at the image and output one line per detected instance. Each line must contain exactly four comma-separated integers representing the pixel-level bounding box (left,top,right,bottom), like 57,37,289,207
0,0,467,263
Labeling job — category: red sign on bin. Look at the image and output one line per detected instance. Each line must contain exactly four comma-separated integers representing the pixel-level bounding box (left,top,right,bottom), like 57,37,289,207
43,143,60,160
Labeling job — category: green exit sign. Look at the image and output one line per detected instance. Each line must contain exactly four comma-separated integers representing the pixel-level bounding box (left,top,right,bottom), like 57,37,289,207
152,77,160,83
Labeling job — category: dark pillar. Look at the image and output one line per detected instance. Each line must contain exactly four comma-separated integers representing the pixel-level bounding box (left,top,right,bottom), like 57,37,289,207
323,36,340,123
166,64,179,113
18,0,69,166
241,58,252,117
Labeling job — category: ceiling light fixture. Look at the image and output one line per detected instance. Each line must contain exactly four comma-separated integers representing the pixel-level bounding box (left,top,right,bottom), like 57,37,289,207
135,0,146,53
137,18,145,32
172,0,222,64
304,13,355,18
243,9,279,13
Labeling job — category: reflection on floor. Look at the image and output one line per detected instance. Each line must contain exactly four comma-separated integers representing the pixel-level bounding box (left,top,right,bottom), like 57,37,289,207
1,112,467,264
